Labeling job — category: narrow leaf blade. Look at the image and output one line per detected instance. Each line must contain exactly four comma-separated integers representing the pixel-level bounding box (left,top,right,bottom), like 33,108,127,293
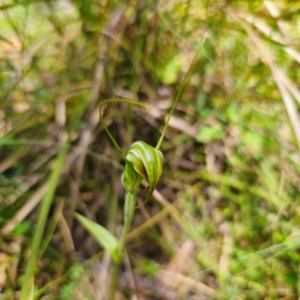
75,213,120,262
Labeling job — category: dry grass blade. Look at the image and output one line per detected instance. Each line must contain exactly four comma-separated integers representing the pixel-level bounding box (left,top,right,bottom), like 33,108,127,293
156,269,215,298
272,70,300,149
2,150,78,235
237,17,300,150
2,182,49,235
0,146,30,173
3,173,45,207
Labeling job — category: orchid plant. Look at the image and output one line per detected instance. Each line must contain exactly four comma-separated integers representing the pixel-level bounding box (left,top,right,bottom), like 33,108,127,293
76,40,205,299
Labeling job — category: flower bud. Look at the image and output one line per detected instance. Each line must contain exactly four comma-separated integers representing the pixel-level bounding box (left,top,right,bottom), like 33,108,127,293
121,141,163,203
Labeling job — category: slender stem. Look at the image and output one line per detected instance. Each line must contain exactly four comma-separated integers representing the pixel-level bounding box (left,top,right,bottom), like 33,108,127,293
156,38,206,150
20,143,69,300
120,191,136,253
111,261,120,300
111,190,136,300
99,98,148,163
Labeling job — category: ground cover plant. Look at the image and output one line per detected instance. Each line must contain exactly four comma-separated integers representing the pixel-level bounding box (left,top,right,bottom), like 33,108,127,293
1,0,300,299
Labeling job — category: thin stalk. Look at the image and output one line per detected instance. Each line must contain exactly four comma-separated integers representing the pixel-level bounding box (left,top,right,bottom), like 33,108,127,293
20,143,69,300
99,98,148,163
111,190,136,300
111,260,120,300
156,39,206,150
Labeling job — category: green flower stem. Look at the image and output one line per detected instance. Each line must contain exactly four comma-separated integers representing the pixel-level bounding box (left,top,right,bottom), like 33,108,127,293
111,261,120,300
119,191,136,257
99,98,148,164
111,190,136,300
156,39,206,150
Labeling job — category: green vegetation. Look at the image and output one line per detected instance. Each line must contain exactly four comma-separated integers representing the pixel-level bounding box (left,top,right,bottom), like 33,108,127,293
1,0,300,299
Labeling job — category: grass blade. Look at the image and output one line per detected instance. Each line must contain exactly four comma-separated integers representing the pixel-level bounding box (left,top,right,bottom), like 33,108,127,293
20,142,69,300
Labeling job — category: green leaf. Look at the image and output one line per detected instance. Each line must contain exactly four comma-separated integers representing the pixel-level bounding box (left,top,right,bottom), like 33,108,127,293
12,221,31,236
196,125,222,142
0,134,15,145
139,258,159,278
242,131,265,155
75,213,120,262
5,58,16,71
156,54,184,84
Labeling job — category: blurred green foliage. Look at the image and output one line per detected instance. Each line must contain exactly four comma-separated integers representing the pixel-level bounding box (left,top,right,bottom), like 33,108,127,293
0,0,300,299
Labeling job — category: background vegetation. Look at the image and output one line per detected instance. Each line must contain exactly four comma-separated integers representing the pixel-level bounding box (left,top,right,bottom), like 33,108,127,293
1,0,300,299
